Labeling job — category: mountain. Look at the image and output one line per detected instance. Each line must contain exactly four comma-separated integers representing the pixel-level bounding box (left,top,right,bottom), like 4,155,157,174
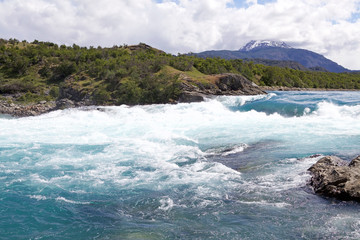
247,58,309,71
239,40,291,51
194,40,349,73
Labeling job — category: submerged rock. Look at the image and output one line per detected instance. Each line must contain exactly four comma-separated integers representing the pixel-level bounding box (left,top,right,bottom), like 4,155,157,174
308,155,360,201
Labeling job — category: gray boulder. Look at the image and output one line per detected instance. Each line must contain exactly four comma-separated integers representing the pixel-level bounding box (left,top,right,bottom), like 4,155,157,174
308,155,360,201
178,91,204,103
216,74,266,95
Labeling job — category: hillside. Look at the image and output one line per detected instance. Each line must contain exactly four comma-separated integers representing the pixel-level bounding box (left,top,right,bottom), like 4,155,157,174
1,38,360,116
0,39,264,116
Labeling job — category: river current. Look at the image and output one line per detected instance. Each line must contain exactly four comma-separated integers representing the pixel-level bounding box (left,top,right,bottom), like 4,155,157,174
1,91,360,239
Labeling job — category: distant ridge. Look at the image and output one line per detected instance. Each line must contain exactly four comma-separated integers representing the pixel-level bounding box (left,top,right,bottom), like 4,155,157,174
194,40,349,73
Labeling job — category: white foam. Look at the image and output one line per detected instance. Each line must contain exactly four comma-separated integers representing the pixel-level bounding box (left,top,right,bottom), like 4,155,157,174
56,197,90,205
313,101,360,119
158,197,174,211
1,94,359,212
221,144,248,156
243,155,322,193
214,93,273,107
324,214,360,239
205,143,248,156
237,200,291,208
29,195,48,201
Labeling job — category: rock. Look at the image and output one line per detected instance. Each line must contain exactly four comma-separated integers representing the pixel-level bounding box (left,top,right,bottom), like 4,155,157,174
308,155,360,201
349,155,360,168
178,91,204,103
0,99,56,117
39,100,47,104
177,73,266,103
216,74,266,95
56,98,75,109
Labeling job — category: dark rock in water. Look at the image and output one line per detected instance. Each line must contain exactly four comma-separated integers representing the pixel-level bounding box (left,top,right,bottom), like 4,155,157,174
308,155,360,202
178,91,204,103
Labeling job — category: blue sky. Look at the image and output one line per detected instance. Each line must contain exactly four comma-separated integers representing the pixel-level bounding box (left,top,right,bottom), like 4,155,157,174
231,0,277,8
155,0,278,8
0,0,359,69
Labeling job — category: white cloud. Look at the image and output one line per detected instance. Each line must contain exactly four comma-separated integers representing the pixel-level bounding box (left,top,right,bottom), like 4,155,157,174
0,0,359,69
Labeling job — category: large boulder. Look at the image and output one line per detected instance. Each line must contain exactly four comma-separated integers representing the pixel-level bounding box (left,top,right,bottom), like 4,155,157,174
308,155,360,201
178,91,204,103
216,74,266,95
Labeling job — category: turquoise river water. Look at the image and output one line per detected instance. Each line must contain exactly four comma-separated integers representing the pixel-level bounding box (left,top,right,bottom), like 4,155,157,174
1,91,360,239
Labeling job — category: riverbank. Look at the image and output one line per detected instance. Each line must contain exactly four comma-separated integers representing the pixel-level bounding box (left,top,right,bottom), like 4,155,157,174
0,98,56,117
3,84,360,118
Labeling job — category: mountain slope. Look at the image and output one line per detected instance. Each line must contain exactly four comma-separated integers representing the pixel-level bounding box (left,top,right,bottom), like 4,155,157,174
195,41,349,73
240,40,291,51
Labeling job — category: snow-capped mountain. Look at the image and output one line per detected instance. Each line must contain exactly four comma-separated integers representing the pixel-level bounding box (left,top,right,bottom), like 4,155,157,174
240,40,292,51
194,40,349,73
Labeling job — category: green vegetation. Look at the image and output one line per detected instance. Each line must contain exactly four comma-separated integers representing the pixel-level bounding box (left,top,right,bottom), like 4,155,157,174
0,38,359,105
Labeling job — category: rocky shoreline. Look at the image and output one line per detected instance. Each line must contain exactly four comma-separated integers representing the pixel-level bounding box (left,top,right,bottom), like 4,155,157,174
3,76,359,118
0,97,93,117
0,99,56,117
308,155,360,202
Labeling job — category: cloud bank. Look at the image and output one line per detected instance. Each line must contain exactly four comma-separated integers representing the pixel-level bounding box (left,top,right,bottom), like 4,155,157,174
0,0,359,69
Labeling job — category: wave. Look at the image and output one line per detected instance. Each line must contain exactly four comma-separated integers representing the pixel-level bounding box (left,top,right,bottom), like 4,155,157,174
214,92,360,119
213,93,274,107
313,101,360,119
205,143,248,156
55,197,90,205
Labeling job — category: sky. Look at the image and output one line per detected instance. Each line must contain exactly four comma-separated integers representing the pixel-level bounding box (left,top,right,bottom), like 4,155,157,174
0,0,359,69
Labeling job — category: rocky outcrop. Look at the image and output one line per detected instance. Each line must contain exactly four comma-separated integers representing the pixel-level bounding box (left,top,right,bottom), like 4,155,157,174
178,73,266,103
216,74,265,95
58,79,93,105
308,155,360,201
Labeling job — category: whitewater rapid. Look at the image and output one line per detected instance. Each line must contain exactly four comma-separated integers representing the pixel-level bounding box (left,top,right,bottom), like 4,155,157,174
1,91,360,239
